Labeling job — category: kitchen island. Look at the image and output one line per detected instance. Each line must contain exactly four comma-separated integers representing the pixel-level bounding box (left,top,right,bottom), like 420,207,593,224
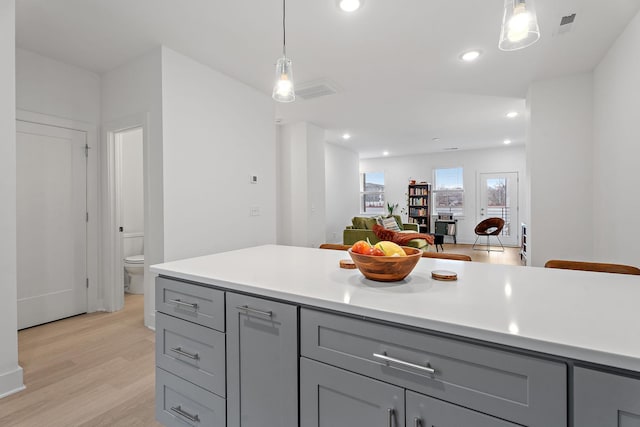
151,244,640,427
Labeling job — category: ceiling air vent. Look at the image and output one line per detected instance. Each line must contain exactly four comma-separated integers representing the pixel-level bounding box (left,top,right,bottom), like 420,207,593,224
557,13,577,35
295,79,339,100
560,13,576,26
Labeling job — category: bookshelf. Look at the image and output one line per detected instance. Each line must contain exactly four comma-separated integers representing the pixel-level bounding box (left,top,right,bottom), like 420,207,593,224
407,183,431,233
520,223,528,265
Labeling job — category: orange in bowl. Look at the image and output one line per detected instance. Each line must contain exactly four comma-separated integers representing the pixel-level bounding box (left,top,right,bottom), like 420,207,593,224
348,247,422,282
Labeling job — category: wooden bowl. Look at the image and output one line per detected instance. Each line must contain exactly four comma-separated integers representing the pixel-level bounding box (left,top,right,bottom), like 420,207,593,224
348,247,422,282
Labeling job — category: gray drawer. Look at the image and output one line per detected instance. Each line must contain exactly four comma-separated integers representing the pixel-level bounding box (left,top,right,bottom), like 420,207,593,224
300,308,566,427
156,312,226,397
156,277,225,331
406,390,520,427
156,368,225,427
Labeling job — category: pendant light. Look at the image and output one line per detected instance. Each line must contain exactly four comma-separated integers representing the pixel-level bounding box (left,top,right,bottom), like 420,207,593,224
273,0,295,102
498,0,540,51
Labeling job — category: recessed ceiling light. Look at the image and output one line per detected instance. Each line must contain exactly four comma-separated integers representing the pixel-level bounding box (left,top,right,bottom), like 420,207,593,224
506,111,519,118
443,147,459,151
383,151,389,156
432,137,441,142
460,50,481,62
504,139,512,145
338,0,362,12
342,133,351,140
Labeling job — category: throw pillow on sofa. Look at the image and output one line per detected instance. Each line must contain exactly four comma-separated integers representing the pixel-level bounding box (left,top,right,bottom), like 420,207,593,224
381,216,401,231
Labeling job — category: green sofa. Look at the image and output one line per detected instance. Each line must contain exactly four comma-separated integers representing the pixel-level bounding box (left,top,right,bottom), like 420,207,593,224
343,215,429,250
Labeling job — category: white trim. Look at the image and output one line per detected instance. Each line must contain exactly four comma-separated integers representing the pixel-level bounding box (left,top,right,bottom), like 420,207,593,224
16,110,101,313
0,366,25,399
102,114,149,313
123,232,144,238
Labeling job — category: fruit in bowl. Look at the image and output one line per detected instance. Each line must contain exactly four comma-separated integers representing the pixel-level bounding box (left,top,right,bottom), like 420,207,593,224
348,241,422,282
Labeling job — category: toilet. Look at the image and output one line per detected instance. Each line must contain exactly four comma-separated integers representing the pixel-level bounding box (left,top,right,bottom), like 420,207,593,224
124,254,145,294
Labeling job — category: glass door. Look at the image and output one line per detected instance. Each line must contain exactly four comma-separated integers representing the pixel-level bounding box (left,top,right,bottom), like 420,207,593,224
478,172,518,246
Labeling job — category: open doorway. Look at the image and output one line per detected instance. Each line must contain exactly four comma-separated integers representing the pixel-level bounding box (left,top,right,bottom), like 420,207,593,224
103,116,148,314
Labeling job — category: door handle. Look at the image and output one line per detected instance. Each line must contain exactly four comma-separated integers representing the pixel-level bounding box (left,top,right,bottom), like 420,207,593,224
414,417,422,427
373,352,436,375
170,405,200,423
388,408,395,427
236,305,273,318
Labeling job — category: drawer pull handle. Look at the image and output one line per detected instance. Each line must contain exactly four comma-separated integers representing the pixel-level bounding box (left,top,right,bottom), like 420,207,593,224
169,299,198,310
388,408,395,427
170,405,200,423
373,352,436,375
170,347,200,360
414,417,422,427
236,305,273,318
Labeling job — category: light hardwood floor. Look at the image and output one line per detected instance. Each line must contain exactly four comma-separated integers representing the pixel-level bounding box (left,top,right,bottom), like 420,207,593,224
0,294,162,427
426,243,523,265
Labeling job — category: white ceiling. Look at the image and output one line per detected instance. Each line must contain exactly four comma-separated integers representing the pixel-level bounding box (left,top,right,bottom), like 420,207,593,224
16,0,640,158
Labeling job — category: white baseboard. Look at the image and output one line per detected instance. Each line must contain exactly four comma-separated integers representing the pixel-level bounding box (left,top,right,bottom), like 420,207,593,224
0,366,25,399
145,311,156,331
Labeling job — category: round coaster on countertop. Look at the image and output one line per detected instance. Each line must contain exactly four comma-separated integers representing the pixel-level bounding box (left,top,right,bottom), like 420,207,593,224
431,270,458,281
340,259,357,269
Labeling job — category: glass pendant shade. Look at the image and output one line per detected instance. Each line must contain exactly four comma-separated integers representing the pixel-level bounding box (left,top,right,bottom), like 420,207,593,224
272,56,295,103
499,0,540,51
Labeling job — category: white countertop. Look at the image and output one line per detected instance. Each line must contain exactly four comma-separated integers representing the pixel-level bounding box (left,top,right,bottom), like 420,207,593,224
151,244,640,372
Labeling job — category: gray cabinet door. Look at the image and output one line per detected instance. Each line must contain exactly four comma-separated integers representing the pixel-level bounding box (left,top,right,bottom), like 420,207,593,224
406,390,519,427
300,357,405,427
574,367,640,427
226,292,298,427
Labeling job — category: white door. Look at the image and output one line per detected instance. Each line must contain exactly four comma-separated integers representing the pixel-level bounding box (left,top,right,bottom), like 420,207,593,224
17,121,88,329
478,172,519,247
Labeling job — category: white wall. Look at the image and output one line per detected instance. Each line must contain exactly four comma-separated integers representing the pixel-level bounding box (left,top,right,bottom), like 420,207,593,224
325,142,359,243
277,122,328,248
593,11,640,266
161,47,276,261
16,48,100,124
102,48,163,327
305,124,327,248
360,146,526,245
0,0,24,398
527,73,594,267
121,128,144,234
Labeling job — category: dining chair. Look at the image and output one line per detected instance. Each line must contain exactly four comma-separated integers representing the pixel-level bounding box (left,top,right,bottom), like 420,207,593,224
544,260,640,275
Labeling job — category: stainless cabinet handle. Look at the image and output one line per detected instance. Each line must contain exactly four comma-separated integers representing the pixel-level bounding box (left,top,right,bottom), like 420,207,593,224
373,352,436,375
170,347,199,360
236,305,273,318
388,408,395,427
170,405,200,423
169,299,198,310
414,417,422,427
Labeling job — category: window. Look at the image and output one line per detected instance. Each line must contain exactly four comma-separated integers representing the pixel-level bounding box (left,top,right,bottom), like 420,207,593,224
360,172,385,214
433,167,464,215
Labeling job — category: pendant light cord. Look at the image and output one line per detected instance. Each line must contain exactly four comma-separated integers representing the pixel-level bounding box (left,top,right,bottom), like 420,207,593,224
282,0,286,56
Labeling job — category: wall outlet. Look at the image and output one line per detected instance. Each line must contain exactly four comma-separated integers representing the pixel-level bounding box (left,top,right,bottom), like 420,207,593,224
249,175,258,184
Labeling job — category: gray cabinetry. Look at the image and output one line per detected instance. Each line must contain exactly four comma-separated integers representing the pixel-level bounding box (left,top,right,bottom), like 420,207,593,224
156,368,226,427
156,312,226,397
301,308,566,426
156,276,225,331
406,391,518,427
300,357,405,427
226,293,298,427
574,367,640,427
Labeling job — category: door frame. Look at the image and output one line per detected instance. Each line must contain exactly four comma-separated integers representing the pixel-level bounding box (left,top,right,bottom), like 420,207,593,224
102,114,149,312
16,110,100,312
476,171,519,247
